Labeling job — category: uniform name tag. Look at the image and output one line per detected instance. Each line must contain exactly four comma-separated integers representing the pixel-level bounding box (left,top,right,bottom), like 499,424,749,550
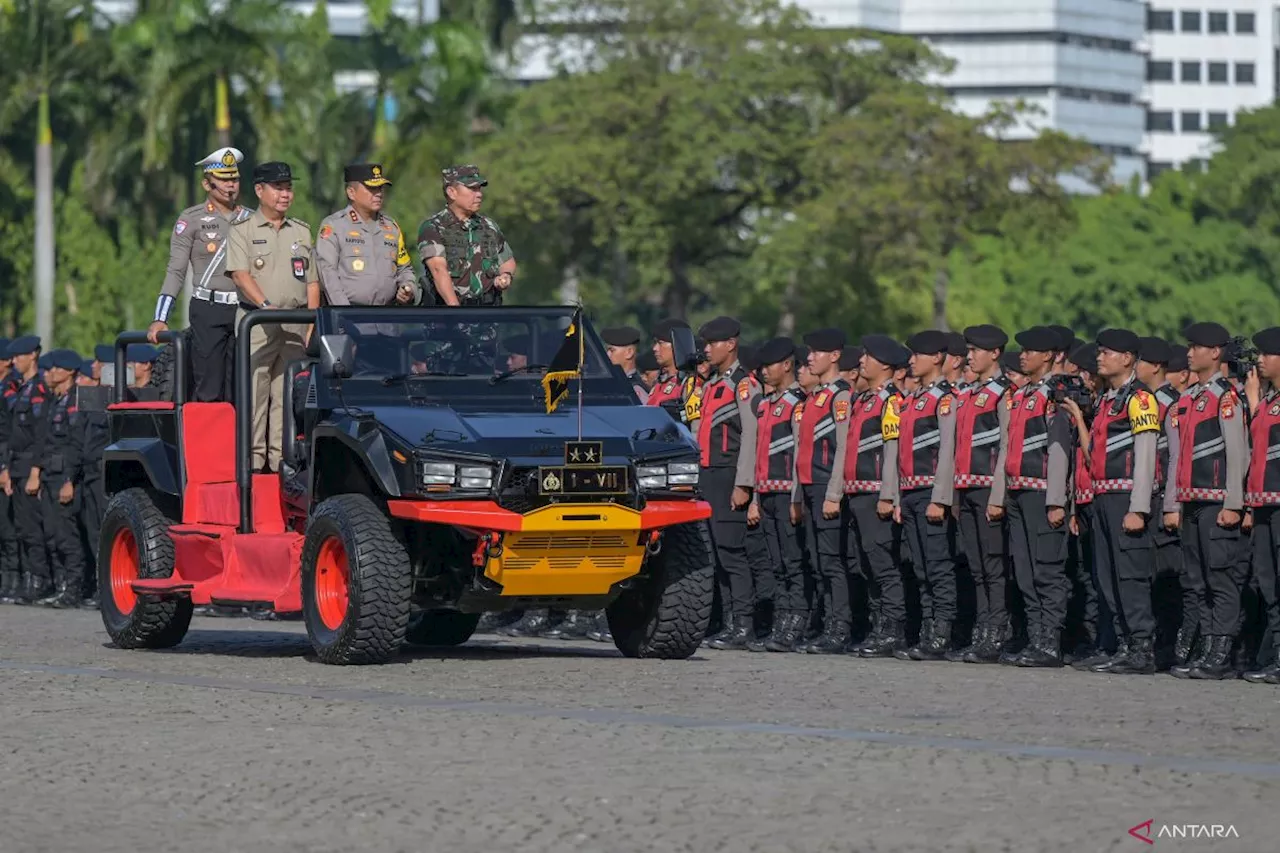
253,239,268,244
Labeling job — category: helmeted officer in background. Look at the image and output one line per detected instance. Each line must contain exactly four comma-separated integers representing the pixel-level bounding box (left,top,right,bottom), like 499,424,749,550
2,336,50,603
148,146,253,402
33,350,87,608
315,163,418,307
1242,326,1280,683
600,326,650,402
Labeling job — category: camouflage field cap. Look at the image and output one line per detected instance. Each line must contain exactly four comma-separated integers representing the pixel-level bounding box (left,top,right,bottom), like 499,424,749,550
441,164,488,188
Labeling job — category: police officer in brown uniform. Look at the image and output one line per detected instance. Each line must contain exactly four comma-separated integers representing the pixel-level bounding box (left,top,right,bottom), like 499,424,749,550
315,164,418,306
226,162,320,472
148,147,254,402
1169,322,1249,680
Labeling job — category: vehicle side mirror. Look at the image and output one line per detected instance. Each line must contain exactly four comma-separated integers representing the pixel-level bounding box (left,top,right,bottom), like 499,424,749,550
319,334,355,379
670,326,699,372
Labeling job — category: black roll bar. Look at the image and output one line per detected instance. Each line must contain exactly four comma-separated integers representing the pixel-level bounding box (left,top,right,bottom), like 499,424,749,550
113,330,187,405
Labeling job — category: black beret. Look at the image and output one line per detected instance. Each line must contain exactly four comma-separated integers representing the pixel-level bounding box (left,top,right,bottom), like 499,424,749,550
1167,344,1189,373
1138,336,1172,365
802,327,846,353
1014,326,1060,352
0,338,9,357
48,349,82,371
253,161,293,184
999,349,1024,374
963,324,1008,351
651,317,690,343
905,329,948,356
1068,343,1098,372
7,335,40,357
1184,322,1230,348
739,343,760,372
37,353,52,370
694,336,706,351
698,316,741,342
793,345,810,366
944,331,967,358
1253,327,1280,356
502,333,531,355
636,351,659,373
1096,328,1140,355
839,346,864,371
756,337,796,367
1046,325,1075,351
126,343,158,364
861,334,910,369
81,358,95,375
93,344,113,363
600,326,641,347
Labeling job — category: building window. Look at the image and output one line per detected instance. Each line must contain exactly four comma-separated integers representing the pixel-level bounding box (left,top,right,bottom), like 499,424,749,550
1149,162,1174,180
1208,61,1229,83
1237,12,1256,33
1148,8,1175,30
1181,111,1203,132
1181,61,1202,83
1147,60,1174,82
1237,62,1256,84
1208,11,1229,32
1147,111,1175,132
1208,112,1230,130
1180,10,1201,32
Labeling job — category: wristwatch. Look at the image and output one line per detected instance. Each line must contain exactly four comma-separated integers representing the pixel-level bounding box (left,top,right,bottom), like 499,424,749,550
260,299,272,308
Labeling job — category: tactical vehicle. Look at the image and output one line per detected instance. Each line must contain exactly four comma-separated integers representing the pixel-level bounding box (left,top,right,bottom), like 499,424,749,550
97,307,714,663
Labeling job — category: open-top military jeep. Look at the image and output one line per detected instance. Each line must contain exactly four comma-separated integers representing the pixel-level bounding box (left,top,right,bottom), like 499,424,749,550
98,306,714,664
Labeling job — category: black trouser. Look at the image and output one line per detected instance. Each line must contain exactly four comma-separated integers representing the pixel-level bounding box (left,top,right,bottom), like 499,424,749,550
957,487,1007,629
1070,503,1107,649
1151,490,1186,651
847,492,904,623
41,485,85,590
190,298,237,403
699,467,754,619
899,488,958,622
1248,509,1280,648
80,475,105,596
758,492,807,616
745,521,774,608
11,482,49,580
0,488,18,576
1007,489,1070,633
1180,501,1247,637
802,484,850,630
1090,493,1156,641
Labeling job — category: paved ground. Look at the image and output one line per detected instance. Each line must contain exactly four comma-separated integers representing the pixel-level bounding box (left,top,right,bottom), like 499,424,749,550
0,608,1276,853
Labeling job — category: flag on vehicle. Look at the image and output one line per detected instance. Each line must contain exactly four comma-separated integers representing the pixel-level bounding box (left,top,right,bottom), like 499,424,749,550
542,308,583,414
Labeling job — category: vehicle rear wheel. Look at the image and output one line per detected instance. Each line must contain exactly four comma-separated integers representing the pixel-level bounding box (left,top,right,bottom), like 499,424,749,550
607,521,714,659
301,494,410,664
99,488,192,649
405,611,481,647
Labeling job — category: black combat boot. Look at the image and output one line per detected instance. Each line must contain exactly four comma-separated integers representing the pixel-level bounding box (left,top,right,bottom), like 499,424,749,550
1074,638,1122,672
751,612,789,652
0,570,20,604
23,573,52,606
965,620,1004,664
896,619,931,661
1094,636,1155,675
857,617,902,658
851,611,881,655
763,613,803,652
1188,636,1236,680
1170,635,1209,679
708,615,753,650
910,618,951,661
946,621,983,662
1016,627,1063,668
806,620,851,655
1172,626,1198,666
585,610,613,643
541,610,592,640
498,608,550,638
1242,637,1280,684
35,574,65,608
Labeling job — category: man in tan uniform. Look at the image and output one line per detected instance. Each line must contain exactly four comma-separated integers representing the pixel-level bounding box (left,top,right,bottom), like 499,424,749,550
315,163,418,306
148,146,254,401
226,161,319,472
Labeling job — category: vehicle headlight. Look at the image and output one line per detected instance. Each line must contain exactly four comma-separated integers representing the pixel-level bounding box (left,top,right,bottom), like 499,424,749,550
419,461,495,491
636,461,699,491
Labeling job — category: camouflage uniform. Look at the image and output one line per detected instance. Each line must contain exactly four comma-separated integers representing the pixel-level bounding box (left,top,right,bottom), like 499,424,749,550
416,165,514,306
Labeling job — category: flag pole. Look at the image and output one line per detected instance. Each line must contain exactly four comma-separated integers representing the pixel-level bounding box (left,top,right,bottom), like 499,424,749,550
575,305,584,441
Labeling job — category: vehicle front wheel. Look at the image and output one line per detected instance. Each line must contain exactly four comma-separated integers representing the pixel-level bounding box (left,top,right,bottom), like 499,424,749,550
99,488,192,649
301,494,411,665
607,521,714,659
405,611,481,647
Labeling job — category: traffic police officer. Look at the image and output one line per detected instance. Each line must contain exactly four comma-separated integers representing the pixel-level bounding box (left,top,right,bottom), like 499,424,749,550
417,165,517,307
34,349,86,608
148,146,253,402
600,326,651,402
1242,326,1280,683
2,336,50,602
315,163,418,306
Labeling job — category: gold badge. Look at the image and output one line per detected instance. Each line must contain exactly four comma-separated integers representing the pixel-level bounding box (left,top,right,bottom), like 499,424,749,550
253,257,265,270
206,242,217,253
348,230,361,237
372,165,382,178
352,259,364,271
221,150,236,167
541,470,561,492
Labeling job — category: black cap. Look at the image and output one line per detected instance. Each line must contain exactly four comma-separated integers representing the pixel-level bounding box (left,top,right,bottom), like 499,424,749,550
343,163,391,187
636,351,659,373
1046,325,1074,351
651,317,690,343
802,328,846,353
839,346,864,371
1184,322,1230,348
600,326,641,347
963,324,1007,351
1253,327,1280,356
81,358,95,375
1015,326,1060,352
7,335,40,357
861,334,910,369
756,337,797,367
1167,344,1189,372
37,353,52,370
502,333,531,356
1096,328,1141,355
48,349,82,371
253,161,293,184
0,338,9,358
1068,343,1098,372
1138,336,1172,365
93,344,113,363
944,331,967,358
126,343,158,364
999,349,1023,374
905,329,948,356
698,316,741,342
739,343,760,372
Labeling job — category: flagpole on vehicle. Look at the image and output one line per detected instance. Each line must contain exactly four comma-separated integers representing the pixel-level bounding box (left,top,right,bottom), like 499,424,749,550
576,303,585,441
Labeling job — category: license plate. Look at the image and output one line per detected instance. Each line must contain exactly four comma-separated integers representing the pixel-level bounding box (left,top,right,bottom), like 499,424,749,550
538,465,629,495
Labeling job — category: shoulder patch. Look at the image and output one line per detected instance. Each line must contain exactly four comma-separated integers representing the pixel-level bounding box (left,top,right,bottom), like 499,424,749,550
1128,392,1161,434
737,379,751,401
1221,393,1236,420
174,220,188,235
938,394,952,416
835,399,849,422
320,224,333,239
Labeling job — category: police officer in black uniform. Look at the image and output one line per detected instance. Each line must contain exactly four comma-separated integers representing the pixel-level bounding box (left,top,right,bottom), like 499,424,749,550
79,362,109,609
2,336,51,602
33,350,87,608
0,338,21,604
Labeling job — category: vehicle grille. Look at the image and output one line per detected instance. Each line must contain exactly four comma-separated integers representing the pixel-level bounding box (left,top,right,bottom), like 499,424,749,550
497,466,641,514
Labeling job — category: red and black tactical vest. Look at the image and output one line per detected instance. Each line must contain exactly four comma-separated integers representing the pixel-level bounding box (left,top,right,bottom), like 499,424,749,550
1175,375,1237,503
646,372,683,408
796,379,851,486
697,363,755,468
954,374,1010,489
1005,379,1054,491
1153,383,1179,488
754,385,805,492
1087,382,1158,495
1246,390,1280,506
897,380,953,491
844,383,902,494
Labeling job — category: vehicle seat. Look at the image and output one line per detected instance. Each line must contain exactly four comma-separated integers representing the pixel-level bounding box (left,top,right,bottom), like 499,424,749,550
178,403,285,533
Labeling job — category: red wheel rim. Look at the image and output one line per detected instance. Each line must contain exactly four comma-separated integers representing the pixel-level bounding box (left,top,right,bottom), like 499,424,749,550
315,535,350,631
110,528,139,615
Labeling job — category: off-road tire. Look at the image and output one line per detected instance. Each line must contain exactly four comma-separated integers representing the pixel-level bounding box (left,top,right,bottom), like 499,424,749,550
301,494,411,664
607,521,714,659
99,488,192,649
405,611,481,647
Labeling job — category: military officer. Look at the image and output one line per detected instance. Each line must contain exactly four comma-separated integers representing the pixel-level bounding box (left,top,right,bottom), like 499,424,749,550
148,146,253,402
2,336,50,603
226,161,321,472
600,326,650,401
315,163,418,307
417,165,516,307
33,350,86,609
